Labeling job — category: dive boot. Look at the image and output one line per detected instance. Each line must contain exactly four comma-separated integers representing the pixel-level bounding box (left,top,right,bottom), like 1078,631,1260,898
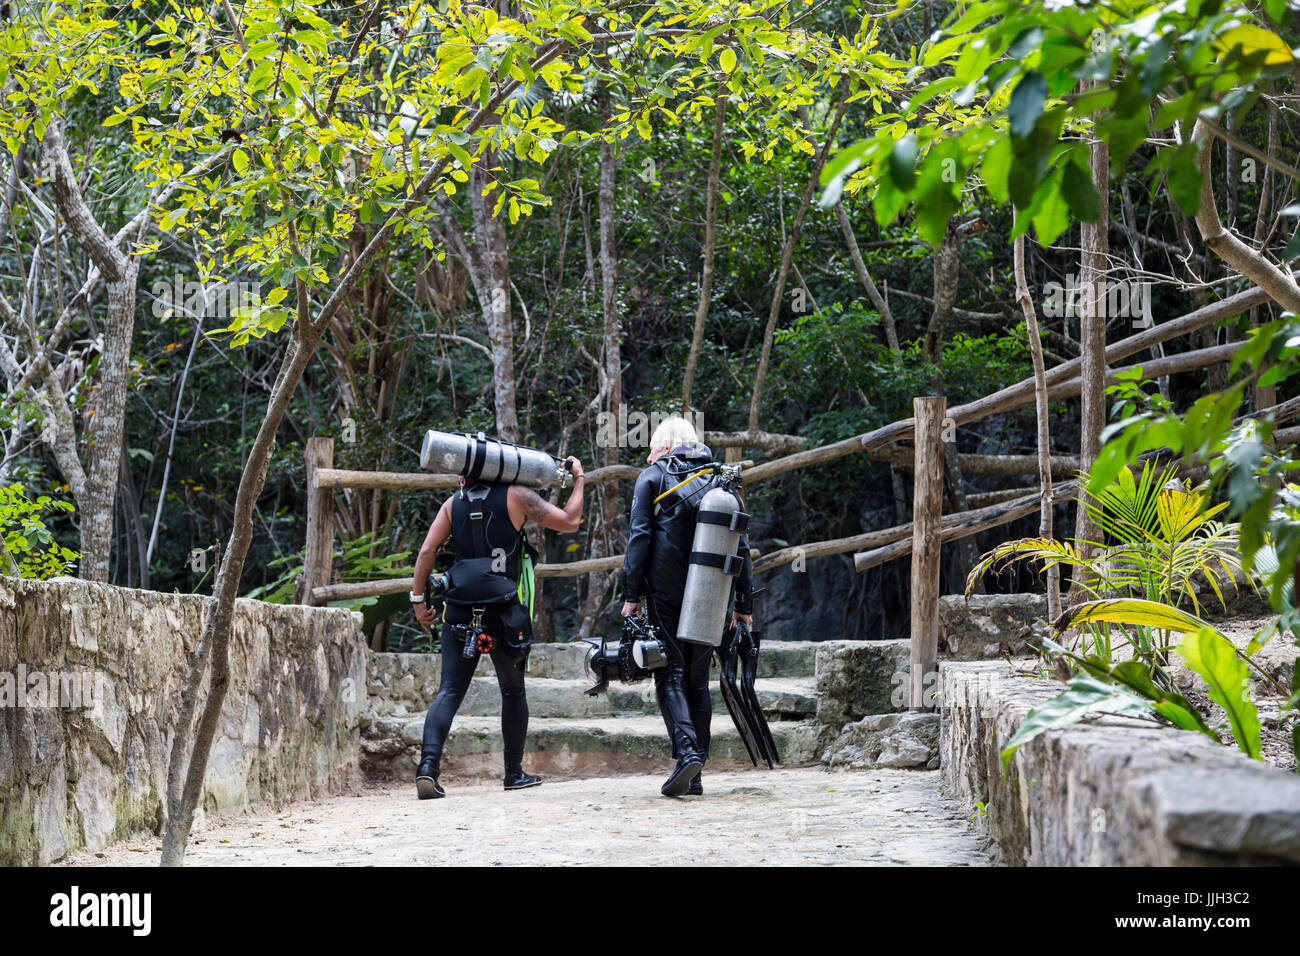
661,752,704,797
504,770,542,790
416,757,445,800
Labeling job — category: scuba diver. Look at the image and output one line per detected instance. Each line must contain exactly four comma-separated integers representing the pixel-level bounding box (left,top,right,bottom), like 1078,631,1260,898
621,416,754,797
410,454,586,799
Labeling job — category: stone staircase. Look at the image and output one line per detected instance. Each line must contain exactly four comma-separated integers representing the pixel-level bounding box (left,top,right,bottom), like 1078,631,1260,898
361,640,821,779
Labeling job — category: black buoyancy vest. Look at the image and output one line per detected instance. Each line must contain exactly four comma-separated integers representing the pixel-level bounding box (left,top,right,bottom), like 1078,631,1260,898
444,482,523,605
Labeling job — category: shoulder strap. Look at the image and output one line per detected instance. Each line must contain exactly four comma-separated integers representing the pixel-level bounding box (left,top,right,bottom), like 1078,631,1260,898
452,483,494,558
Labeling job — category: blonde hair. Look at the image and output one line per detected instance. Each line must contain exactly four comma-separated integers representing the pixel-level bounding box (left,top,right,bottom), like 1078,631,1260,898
649,415,699,452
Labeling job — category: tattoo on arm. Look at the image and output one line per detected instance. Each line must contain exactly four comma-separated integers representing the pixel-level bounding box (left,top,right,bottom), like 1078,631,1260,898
520,489,553,523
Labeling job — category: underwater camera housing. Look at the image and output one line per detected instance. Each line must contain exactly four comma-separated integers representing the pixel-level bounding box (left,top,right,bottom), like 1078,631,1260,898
583,617,668,696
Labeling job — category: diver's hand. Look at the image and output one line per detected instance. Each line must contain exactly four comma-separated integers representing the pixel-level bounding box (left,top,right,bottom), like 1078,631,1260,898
731,611,753,628
621,600,642,618
414,603,437,633
565,456,585,480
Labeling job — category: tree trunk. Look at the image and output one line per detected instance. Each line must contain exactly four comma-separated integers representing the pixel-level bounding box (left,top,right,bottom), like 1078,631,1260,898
470,153,521,442
1250,102,1278,411
923,217,989,591
162,327,317,865
1072,121,1109,588
837,202,900,352
681,88,726,412
577,105,622,639
1014,235,1061,618
747,91,848,433
47,121,139,582
78,266,142,580
1190,118,1300,314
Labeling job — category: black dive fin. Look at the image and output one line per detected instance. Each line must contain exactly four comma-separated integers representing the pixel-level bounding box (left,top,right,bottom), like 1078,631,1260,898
739,623,779,767
716,627,763,766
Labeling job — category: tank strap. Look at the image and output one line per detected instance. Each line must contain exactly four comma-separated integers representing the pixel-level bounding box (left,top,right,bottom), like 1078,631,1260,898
464,433,487,481
690,551,743,575
696,508,750,533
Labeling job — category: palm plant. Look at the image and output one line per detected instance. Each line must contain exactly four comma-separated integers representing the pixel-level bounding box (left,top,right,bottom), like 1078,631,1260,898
967,461,1245,675
969,461,1274,763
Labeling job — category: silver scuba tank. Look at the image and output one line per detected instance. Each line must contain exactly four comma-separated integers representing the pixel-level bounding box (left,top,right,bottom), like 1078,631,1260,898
677,484,750,646
419,430,569,488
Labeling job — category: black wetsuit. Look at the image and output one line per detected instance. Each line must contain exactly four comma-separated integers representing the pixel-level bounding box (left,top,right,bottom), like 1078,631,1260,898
420,483,532,776
621,442,753,760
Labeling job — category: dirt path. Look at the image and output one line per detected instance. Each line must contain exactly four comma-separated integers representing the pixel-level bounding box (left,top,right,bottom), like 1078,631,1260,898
66,768,993,866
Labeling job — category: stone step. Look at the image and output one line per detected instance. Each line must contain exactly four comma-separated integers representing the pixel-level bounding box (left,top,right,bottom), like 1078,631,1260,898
361,713,817,779
749,640,817,679
369,675,816,721
373,639,812,683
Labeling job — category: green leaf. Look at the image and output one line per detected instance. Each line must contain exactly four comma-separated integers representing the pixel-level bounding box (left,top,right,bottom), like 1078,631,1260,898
1008,71,1047,139
1215,24,1294,66
888,132,918,191
1282,226,1300,263
981,136,1012,203
719,47,737,74
1055,598,1213,635
1030,172,1070,246
1001,674,1154,766
1176,626,1262,759
1060,155,1101,223
1162,143,1204,217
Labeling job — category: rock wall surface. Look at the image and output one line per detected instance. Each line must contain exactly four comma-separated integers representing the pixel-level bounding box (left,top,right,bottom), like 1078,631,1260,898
0,576,366,865
941,660,1300,865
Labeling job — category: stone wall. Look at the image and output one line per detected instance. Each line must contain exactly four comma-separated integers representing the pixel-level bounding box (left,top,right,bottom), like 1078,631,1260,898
813,595,1047,732
937,593,1046,660
941,660,1300,865
366,642,590,721
806,594,1049,767
0,576,367,865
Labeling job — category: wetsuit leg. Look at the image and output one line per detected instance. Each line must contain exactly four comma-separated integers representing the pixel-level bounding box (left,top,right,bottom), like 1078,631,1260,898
420,624,479,771
487,637,529,775
683,639,713,761
652,660,701,758
647,598,700,758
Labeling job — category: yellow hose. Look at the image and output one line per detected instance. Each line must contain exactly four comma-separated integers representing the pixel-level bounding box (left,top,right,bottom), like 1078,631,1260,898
653,468,714,505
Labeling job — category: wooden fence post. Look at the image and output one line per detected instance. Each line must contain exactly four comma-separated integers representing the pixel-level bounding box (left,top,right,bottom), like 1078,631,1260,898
910,396,945,711
296,436,335,605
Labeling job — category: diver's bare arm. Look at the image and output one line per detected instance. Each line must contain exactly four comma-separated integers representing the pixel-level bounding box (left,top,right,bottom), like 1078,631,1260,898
412,498,453,595
513,478,585,533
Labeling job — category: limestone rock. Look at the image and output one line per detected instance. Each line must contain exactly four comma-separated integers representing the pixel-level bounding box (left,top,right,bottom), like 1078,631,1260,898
826,712,939,770
937,593,1046,660
814,640,909,728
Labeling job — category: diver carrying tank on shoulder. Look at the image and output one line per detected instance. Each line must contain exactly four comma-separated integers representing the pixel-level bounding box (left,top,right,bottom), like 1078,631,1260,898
410,431,586,800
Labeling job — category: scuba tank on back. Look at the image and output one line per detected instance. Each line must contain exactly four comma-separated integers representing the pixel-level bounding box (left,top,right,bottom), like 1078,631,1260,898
677,464,749,646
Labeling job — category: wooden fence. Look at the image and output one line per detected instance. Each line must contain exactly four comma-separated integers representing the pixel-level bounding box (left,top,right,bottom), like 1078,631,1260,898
293,276,1295,708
